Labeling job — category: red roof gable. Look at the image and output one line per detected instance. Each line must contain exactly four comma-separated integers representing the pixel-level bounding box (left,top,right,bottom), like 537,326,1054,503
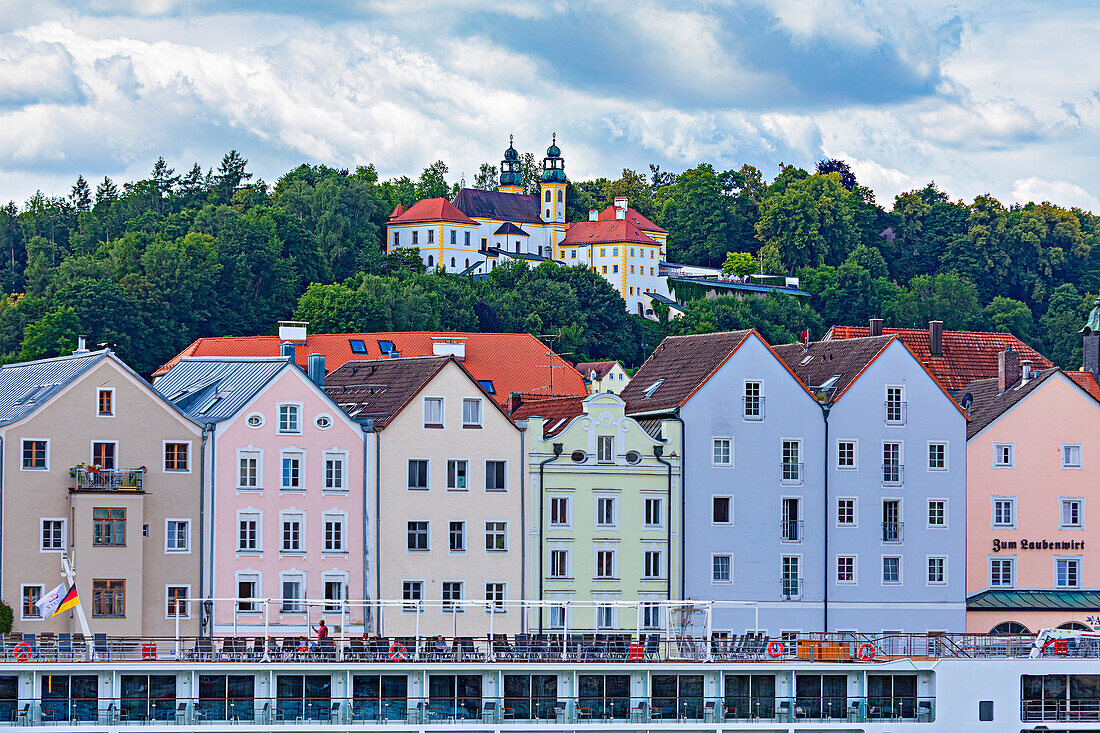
389,198,477,226
597,206,667,234
388,203,405,219
509,394,585,436
575,360,620,380
562,219,658,247
154,332,587,405
826,325,1053,391
1068,370,1100,401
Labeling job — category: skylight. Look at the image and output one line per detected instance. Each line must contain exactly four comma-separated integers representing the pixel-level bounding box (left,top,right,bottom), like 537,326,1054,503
198,395,221,414
643,379,665,398
349,339,368,354
818,374,843,391
376,340,395,353
478,380,496,395
800,355,813,365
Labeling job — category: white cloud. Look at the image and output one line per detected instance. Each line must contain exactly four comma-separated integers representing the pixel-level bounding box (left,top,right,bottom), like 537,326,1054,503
1012,177,1100,211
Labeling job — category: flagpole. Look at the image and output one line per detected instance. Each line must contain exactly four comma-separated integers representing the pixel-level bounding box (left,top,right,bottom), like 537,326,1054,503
61,555,96,660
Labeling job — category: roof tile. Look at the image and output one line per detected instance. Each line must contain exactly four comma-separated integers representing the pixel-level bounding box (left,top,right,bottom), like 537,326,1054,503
597,205,667,234
621,330,753,414
389,198,477,226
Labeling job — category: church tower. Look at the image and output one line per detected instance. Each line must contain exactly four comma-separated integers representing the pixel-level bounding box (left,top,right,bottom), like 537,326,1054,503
539,134,567,225
1082,295,1100,385
497,135,523,195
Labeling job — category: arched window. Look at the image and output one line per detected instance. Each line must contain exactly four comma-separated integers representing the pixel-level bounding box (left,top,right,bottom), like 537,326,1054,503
427,255,434,267
1059,621,1093,631
465,258,470,268
450,257,456,268
546,209,551,218
557,189,563,202
544,190,551,202
990,621,1030,634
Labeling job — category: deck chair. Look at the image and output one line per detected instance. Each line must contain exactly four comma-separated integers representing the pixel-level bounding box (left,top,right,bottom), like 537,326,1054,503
93,633,110,661
347,636,366,662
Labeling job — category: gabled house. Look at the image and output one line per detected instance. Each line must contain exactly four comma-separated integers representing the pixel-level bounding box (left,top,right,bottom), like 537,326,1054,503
575,360,630,395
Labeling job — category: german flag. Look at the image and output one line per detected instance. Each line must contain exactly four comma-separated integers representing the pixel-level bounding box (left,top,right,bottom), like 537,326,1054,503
48,586,79,619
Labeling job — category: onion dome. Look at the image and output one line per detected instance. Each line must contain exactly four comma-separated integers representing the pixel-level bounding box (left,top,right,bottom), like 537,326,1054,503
540,133,566,183
499,134,522,188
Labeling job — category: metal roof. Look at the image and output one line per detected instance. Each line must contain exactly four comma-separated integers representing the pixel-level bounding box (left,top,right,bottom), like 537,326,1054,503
0,350,109,425
667,276,808,297
967,589,1100,611
153,357,292,423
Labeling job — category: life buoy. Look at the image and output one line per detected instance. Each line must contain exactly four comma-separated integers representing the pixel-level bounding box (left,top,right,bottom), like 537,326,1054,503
388,641,408,661
13,642,32,662
857,643,875,661
766,641,783,658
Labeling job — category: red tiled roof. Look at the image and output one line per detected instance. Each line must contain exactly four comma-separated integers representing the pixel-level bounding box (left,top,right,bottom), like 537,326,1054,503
562,219,658,247
575,360,620,380
825,325,1054,391
388,203,405,219
597,206,667,234
389,198,477,226
154,332,587,405
509,394,585,436
1068,370,1100,401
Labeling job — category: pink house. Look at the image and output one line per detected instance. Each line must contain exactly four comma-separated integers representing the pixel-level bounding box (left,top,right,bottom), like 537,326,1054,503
964,350,1100,633
156,355,368,634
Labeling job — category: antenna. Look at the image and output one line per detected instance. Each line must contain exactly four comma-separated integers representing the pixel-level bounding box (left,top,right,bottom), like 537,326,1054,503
536,331,574,394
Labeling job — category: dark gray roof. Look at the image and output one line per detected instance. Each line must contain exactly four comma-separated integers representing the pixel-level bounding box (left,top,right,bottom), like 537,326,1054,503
961,368,1060,439
452,188,542,225
323,357,451,428
484,247,553,262
773,335,895,401
0,350,109,425
154,357,292,422
493,222,530,236
968,589,1100,611
622,330,753,415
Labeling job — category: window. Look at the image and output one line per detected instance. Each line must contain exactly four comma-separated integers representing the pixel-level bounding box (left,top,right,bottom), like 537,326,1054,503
323,577,345,612
643,550,662,579
548,603,566,629
597,435,614,463
447,460,468,490
92,579,125,617
164,442,188,472
928,442,947,470
485,583,505,612
882,557,901,584
393,231,400,247
644,498,662,527
238,451,260,489
885,386,905,424
93,508,126,546
22,440,47,469
1062,443,1083,469
1061,499,1084,529
712,496,731,525
247,413,264,429
712,437,732,466
882,442,902,484
837,440,855,469
413,230,419,245
442,582,462,613
882,500,901,542
165,520,189,552
408,459,428,489
465,231,471,246
596,605,614,629
596,497,616,527
41,519,65,551
836,498,855,526
992,497,1016,528
450,229,456,245
237,576,259,612
595,549,615,579
481,237,487,248
927,557,946,585
280,454,302,491
782,556,800,598
612,264,618,274
281,575,304,613
97,388,114,416
281,515,303,552
461,398,482,428
423,397,444,428
323,515,345,552
712,554,731,583
549,549,569,578
485,521,507,551
92,442,116,469
323,453,345,492
743,381,763,419
550,496,569,526
781,440,802,483
781,498,801,542
238,513,260,551
407,521,429,551
994,443,1014,468
22,585,42,619
837,556,856,584
1056,558,1081,588
427,229,434,244
167,586,189,618
990,558,1014,587
484,460,506,491
349,339,367,354
402,581,423,612
277,404,300,434
449,521,466,552
601,265,607,274
928,500,946,528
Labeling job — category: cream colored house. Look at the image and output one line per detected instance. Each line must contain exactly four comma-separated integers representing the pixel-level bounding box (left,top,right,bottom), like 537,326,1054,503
0,348,202,637
324,355,524,636
575,361,630,395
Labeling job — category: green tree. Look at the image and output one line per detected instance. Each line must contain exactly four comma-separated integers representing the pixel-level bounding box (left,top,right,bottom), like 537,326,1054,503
602,169,655,219
1038,284,1092,367
18,306,79,361
721,251,757,276
982,296,1034,340
416,160,453,200
474,163,498,191
756,172,861,271
888,271,981,330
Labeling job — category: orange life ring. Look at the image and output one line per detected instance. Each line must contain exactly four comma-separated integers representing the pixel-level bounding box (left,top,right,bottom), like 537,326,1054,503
857,643,875,661
13,642,32,662
388,641,408,661
766,641,783,658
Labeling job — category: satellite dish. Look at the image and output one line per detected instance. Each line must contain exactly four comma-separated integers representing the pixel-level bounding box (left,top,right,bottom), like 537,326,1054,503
960,393,973,412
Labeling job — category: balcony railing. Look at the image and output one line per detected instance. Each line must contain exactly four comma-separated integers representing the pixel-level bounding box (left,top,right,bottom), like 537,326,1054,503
882,464,904,486
884,401,907,425
71,467,145,492
780,462,803,484
780,578,803,600
882,521,903,544
742,396,765,420
780,520,803,543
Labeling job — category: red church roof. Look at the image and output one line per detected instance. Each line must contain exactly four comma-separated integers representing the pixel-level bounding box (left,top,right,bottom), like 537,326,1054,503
1067,370,1100,401
597,206,667,234
389,198,477,226
562,219,659,247
154,332,587,405
826,325,1054,391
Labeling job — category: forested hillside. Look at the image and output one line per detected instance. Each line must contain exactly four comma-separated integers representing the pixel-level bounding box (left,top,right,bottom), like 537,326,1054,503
0,152,1096,375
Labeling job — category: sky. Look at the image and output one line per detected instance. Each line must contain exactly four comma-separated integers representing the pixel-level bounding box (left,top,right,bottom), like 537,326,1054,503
0,0,1098,211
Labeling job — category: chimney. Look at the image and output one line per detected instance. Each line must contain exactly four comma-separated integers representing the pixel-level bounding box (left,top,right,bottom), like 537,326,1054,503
615,208,626,220
508,391,523,414
308,353,325,387
73,335,89,355
278,320,308,344
613,196,628,211
431,336,466,361
280,342,296,359
869,318,883,338
928,320,943,358
1021,360,1032,383
998,348,1021,392
589,209,598,221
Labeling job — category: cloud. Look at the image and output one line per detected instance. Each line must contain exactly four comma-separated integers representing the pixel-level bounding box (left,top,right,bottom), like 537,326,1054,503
1012,177,1100,211
0,37,85,109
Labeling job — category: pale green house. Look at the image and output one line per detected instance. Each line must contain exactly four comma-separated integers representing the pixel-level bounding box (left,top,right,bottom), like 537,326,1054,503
517,392,681,634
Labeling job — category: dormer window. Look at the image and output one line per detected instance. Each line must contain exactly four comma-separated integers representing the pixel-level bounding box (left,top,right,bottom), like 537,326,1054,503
643,379,664,398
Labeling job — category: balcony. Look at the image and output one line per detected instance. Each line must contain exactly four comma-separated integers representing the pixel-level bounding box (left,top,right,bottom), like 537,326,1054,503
882,521,904,544
884,401,907,426
70,467,145,492
780,578,803,600
780,462,804,485
742,396,765,421
780,519,803,543
882,464,904,486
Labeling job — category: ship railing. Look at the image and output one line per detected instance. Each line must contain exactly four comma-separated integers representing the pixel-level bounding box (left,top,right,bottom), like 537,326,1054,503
1022,697,1100,722
0,695,938,725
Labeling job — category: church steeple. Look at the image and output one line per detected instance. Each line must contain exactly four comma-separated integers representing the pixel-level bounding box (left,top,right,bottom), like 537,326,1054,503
497,135,523,194
539,133,566,225
1082,295,1100,385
